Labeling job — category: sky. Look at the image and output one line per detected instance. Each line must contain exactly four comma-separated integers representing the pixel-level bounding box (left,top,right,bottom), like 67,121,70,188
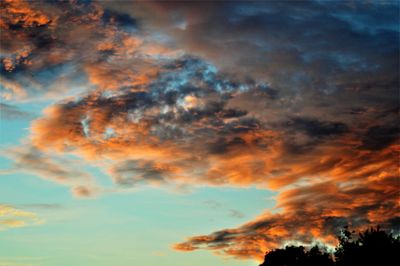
0,0,399,265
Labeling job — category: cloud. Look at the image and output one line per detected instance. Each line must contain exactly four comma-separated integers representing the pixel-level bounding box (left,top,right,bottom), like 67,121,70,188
0,204,43,230
1,0,82,100
229,210,245,219
1,0,399,262
203,201,245,219
0,0,149,101
287,117,349,139
360,125,399,151
72,186,94,198
110,159,181,187
1,146,99,198
104,1,399,90
0,0,186,102
25,51,399,260
174,163,399,260
0,103,32,120
174,142,399,260
24,53,399,260
28,55,283,189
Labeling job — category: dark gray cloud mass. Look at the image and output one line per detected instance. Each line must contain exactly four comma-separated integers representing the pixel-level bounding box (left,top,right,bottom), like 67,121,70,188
105,1,399,92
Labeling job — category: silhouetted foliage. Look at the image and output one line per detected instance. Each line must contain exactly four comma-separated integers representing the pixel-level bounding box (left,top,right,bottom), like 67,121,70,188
259,226,400,266
259,245,334,266
335,226,400,266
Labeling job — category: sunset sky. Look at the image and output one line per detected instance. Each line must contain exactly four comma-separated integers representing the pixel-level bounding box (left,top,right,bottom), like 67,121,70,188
0,1,399,266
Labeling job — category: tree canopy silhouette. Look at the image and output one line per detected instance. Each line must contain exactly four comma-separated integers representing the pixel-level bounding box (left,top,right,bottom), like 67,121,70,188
259,245,334,266
259,226,400,266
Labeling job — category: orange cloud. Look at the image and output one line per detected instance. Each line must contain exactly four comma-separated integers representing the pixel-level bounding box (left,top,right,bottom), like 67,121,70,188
0,0,51,29
174,143,399,261
16,51,399,261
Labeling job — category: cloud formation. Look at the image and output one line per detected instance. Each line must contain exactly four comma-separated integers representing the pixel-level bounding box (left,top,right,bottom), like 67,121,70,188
2,146,99,198
0,204,42,230
174,152,399,260
0,103,32,120
102,1,399,89
1,0,399,261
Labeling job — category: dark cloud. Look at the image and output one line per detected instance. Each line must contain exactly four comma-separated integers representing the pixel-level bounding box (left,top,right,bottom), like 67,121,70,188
207,137,246,155
112,1,398,93
111,160,171,187
288,117,349,139
360,125,399,151
102,9,138,31
281,117,349,154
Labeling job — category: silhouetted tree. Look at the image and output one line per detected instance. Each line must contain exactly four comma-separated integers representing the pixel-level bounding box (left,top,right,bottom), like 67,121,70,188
335,226,400,266
259,226,400,266
259,245,334,266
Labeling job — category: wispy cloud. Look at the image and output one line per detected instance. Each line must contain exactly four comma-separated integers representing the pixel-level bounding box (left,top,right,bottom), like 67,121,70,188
1,145,100,198
0,103,33,120
0,204,43,230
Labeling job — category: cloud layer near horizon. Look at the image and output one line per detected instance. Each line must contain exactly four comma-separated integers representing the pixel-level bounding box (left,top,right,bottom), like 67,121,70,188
1,0,399,261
